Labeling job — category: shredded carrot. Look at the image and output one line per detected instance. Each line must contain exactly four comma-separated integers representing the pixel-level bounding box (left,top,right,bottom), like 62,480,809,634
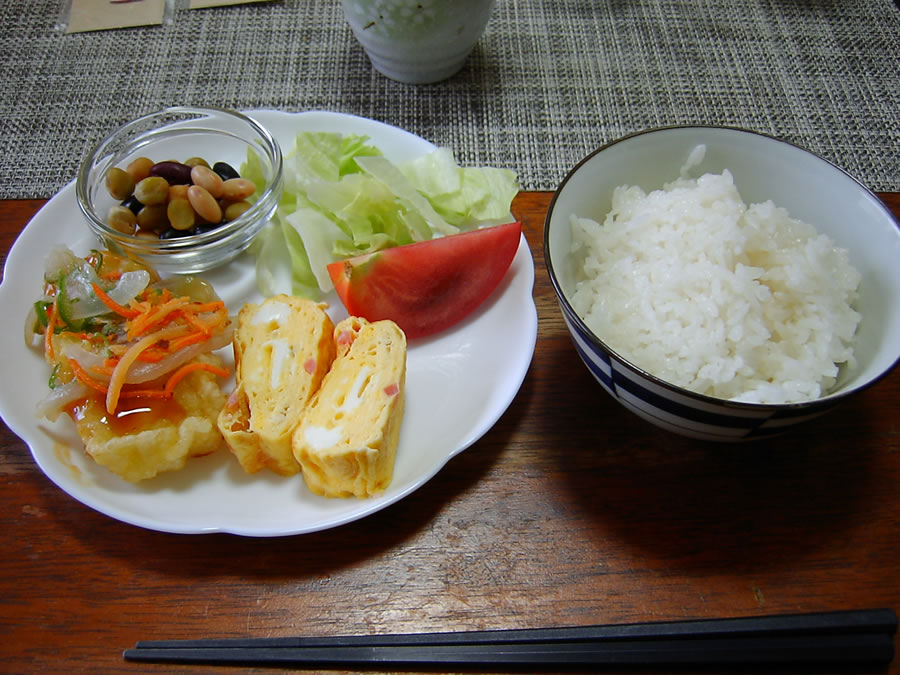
68,358,109,394
118,361,230,401
91,365,116,376
164,361,230,395
167,330,213,352
189,301,227,314
106,325,189,414
179,309,228,337
117,389,170,400
181,310,214,335
91,282,141,319
45,298,58,361
126,297,190,340
132,349,169,363
105,345,170,363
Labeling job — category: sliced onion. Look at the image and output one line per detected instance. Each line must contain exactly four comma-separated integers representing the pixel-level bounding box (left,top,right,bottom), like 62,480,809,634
44,246,80,279
36,380,91,421
66,269,151,320
24,304,40,348
61,323,234,385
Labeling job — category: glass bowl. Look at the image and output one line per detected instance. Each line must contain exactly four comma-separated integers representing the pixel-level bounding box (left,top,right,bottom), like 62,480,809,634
76,106,283,274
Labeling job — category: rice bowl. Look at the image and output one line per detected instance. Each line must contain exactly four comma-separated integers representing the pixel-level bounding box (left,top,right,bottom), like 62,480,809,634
544,126,900,441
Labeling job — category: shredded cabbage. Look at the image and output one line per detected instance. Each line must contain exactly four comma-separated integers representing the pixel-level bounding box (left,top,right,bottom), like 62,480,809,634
245,132,519,298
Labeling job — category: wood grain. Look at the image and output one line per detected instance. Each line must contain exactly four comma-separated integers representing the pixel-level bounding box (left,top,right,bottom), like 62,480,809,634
1,193,898,674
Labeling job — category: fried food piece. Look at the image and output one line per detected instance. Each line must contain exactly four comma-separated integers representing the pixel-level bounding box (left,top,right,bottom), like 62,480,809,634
218,295,335,476
72,354,226,482
292,317,406,498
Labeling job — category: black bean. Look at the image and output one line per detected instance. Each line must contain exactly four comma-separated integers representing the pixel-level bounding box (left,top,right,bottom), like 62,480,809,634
212,161,240,181
159,227,193,240
121,195,143,214
193,221,224,235
150,161,193,185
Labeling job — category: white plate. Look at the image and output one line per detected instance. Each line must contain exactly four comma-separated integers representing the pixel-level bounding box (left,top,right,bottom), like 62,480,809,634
0,110,537,536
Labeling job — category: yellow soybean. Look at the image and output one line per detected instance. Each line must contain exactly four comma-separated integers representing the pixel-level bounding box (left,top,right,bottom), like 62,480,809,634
167,198,196,231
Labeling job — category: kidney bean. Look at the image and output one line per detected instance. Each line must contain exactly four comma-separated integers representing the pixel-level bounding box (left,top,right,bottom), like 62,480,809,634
150,161,193,185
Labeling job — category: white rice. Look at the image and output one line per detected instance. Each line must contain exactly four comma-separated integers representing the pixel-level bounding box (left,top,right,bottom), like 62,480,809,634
569,164,862,404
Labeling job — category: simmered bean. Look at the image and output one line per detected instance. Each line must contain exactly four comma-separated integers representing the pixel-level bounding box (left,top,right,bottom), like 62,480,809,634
221,177,256,201
136,204,168,231
167,198,196,231
133,176,170,206
159,227,191,240
126,157,154,182
102,154,254,239
122,194,143,215
168,183,189,201
190,165,224,199
212,161,240,181
187,185,222,224
107,205,137,234
150,161,193,185
105,167,135,201
183,157,210,169
223,200,252,221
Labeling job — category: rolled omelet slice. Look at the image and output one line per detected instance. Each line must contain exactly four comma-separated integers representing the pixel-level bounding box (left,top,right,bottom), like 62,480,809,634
218,295,335,476
292,317,406,498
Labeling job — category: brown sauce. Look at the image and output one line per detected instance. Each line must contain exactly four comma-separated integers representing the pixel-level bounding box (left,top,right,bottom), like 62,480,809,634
69,393,187,437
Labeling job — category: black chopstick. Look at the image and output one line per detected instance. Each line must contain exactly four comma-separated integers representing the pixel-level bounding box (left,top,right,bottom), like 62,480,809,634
123,608,897,667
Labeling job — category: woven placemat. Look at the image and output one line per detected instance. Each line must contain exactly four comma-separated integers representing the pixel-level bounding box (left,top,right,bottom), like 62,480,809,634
0,0,898,200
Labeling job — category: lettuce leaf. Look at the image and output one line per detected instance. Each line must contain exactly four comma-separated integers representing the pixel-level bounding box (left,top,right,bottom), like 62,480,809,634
245,132,519,299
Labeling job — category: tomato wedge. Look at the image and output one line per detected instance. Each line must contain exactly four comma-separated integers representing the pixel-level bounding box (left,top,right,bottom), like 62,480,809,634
327,221,522,340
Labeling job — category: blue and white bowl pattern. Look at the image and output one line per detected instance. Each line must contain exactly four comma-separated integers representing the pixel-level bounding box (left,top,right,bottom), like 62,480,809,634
557,299,836,442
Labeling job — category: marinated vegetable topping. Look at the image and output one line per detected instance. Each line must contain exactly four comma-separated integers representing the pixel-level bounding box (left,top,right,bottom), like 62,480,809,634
103,157,256,240
27,247,234,418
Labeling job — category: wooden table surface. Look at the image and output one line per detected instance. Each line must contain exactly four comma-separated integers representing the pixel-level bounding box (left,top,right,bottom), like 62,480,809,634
1,192,899,674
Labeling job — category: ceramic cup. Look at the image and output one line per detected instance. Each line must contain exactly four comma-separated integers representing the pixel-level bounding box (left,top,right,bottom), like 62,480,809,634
341,0,496,84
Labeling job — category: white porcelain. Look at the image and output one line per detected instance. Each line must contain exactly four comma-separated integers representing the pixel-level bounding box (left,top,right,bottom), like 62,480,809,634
0,110,537,535
545,126,900,441
341,0,495,83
